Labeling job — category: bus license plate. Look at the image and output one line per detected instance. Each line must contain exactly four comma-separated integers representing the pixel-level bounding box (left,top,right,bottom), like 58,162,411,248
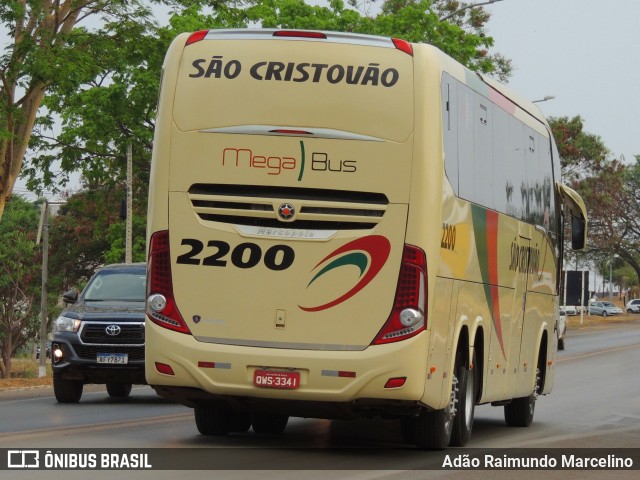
254,370,300,389
97,353,129,364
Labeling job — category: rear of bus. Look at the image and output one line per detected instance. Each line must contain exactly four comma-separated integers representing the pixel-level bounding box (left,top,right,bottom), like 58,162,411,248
145,30,435,424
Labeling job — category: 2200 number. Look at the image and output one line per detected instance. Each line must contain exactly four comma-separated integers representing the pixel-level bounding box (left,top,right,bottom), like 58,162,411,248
176,239,295,271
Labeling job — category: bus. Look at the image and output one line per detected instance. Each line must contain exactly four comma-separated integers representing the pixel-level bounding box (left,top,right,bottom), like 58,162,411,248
145,29,587,449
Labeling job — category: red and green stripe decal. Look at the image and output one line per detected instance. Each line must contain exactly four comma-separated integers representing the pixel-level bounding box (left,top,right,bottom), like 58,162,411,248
471,205,506,358
299,235,391,312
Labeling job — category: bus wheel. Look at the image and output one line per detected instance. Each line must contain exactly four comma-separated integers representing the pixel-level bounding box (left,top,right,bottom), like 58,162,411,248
251,413,289,434
413,368,461,449
194,404,231,436
504,367,540,427
450,352,476,446
229,412,252,433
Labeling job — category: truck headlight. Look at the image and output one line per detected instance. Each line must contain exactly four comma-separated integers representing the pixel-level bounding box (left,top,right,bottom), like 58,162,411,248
54,316,81,333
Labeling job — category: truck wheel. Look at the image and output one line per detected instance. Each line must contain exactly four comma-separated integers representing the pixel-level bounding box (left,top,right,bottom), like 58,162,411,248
251,413,289,434
53,373,83,403
106,382,132,398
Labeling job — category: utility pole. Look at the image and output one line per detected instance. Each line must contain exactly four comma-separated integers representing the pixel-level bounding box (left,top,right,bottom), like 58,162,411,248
37,201,49,378
36,200,65,378
126,144,133,263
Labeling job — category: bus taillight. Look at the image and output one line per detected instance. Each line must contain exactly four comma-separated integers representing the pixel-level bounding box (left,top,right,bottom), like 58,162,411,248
273,31,327,39
392,38,413,56
186,30,208,45
372,244,427,345
147,230,191,334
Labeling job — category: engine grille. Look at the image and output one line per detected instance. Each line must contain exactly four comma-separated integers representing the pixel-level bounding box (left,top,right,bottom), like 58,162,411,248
188,184,388,230
79,322,145,345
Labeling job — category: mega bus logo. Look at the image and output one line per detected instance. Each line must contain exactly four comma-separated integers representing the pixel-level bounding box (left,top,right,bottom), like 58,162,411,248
222,147,296,176
299,236,391,312
221,142,357,180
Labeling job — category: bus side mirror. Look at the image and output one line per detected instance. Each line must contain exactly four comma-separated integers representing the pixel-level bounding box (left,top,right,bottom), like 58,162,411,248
571,215,586,250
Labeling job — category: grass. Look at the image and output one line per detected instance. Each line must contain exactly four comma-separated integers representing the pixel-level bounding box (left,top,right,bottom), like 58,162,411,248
0,357,53,391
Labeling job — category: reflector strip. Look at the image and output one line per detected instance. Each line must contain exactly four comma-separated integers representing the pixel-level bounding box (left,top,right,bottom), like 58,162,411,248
198,361,231,369
321,370,357,378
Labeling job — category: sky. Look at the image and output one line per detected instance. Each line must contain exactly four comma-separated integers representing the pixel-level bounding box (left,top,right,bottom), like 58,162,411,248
486,0,639,163
11,0,640,200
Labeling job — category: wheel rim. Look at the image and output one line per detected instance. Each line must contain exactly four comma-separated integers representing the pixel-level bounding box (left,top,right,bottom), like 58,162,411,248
464,368,474,430
444,375,459,435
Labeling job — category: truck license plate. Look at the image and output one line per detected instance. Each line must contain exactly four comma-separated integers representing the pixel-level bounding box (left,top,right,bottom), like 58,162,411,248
254,370,300,389
97,353,129,364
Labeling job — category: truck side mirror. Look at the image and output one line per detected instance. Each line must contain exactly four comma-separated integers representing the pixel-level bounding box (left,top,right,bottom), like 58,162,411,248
62,290,78,305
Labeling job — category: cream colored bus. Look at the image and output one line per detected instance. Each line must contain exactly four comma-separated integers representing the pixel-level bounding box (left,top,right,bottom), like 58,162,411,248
145,29,587,449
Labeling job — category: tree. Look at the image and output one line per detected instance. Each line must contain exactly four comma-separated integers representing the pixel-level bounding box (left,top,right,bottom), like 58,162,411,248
247,0,511,78
550,116,640,286
20,0,510,196
0,0,212,219
46,187,147,296
551,115,609,185
0,196,41,378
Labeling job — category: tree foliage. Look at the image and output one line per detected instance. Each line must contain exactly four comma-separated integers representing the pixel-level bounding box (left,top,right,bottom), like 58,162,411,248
0,196,41,378
15,0,510,197
0,0,240,218
0,0,157,218
550,116,640,288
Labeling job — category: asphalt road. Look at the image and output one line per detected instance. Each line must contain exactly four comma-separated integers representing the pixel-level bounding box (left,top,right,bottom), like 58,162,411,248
1,320,639,479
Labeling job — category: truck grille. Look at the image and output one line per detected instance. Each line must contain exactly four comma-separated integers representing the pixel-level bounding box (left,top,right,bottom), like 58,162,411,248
79,322,145,345
188,184,388,230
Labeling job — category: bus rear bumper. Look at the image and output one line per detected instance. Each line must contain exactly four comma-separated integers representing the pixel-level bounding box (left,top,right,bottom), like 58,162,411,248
145,320,433,413
151,384,423,420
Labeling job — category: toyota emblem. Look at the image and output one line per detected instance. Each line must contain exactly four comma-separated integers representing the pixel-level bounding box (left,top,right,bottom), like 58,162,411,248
105,325,122,336
278,203,295,221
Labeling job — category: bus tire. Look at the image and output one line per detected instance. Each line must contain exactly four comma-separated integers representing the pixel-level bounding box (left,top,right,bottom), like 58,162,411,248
251,412,289,434
414,408,452,450
229,412,252,433
400,416,417,444
53,373,83,403
194,404,231,436
504,367,540,427
413,356,464,449
450,352,476,446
